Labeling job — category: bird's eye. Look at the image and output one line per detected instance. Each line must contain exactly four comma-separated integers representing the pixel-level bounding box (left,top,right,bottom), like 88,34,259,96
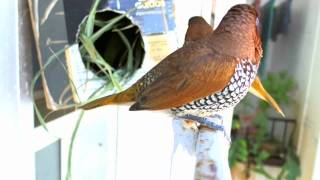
256,17,260,27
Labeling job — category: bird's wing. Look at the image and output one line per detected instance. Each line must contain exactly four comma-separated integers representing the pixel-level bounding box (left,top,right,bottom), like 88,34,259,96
130,43,238,110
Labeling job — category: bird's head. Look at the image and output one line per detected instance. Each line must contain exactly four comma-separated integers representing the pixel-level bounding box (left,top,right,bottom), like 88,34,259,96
214,4,262,63
217,4,260,37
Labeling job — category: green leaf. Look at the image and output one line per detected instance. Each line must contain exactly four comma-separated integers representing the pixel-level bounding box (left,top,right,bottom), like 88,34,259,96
85,0,101,37
253,166,274,179
229,139,249,166
90,7,137,42
253,112,269,139
231,119,241,129
277,149,301,180
255,150,270,166
260,71,296,108
31,47,67,131
114,29,134,71
66,110,85,180
79,34,122,91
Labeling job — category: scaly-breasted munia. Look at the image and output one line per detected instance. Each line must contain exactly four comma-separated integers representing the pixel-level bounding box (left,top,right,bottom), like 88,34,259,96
80,4,284,125
182,16,284,116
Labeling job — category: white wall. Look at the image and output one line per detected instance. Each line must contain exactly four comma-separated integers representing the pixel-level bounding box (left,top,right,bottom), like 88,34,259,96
0,0,36,179
262,0,320,179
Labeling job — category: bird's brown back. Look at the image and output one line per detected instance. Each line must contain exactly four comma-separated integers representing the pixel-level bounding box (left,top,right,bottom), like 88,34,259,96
129,4,261,111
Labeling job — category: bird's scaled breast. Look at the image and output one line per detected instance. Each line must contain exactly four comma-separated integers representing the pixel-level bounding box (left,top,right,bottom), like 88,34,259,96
172,59,258,117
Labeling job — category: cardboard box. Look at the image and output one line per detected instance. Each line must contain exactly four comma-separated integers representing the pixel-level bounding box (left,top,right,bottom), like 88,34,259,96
29,0,178,110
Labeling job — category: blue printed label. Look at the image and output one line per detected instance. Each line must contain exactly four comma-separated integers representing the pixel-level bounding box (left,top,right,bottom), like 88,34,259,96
108,0,176,35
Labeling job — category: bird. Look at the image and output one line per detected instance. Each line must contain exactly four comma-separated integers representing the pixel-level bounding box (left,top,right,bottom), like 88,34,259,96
182,16,284,117
79,4,283,129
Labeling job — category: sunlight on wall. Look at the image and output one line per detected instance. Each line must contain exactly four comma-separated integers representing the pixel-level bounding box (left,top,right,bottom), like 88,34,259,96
264,0,320,179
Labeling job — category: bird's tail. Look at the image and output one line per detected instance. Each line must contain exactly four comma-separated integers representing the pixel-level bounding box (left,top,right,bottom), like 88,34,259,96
80,87,136,110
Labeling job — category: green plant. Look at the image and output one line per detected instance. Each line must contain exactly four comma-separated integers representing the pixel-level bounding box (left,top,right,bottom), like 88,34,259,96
259,71,295,110
32,1,146,180
277,148,301,180
229,71,300,180
229,138,248,167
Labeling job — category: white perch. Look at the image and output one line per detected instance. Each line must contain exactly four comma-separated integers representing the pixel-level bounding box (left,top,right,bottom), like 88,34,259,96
194,111,232,180
171,109,233,180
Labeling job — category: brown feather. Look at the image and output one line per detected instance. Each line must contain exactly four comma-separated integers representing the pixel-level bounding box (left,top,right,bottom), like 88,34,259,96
130,4,260,110
130,47,238,110
183,15,282,116
184,16,213,45
80,86,137,110
182,12,283,117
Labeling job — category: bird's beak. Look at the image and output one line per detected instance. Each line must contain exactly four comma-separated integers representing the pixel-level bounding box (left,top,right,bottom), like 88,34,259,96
249,77,285,117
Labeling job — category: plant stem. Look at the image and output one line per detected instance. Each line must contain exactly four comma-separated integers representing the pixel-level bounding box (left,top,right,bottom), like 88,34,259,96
66,110,85,180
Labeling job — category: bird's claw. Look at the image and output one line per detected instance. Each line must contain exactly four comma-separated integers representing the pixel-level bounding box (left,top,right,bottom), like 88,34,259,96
182,120,199,132
178,114,231,143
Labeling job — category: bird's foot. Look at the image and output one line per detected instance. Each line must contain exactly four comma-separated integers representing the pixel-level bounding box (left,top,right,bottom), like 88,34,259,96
178,114,224,130
182,120,199,132
208,114,231,143
178,114,231,143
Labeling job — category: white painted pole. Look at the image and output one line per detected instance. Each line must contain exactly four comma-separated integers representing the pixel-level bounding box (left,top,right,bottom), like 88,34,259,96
171,1,246,179
193,0,245,179
194,110,233,180
0,0,36,179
